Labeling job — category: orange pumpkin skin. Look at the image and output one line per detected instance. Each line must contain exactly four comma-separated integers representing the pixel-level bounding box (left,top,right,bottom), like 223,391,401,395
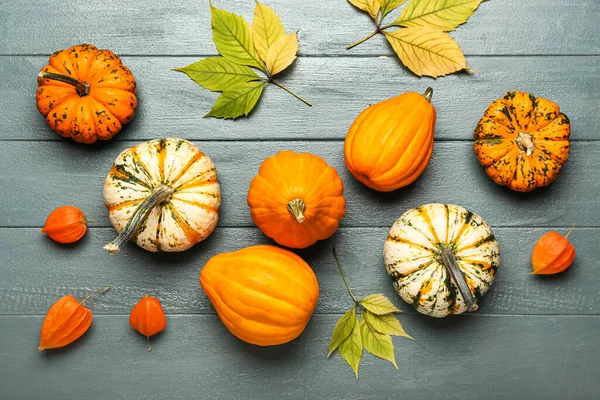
200,245,319,346
36,44,137,144
531,231,576,275
344,88,436,192
248,151,346,249
474,92,571,192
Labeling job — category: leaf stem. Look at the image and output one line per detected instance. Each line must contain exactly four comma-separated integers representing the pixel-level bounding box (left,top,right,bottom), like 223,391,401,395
332,247,358,304
346,30,379,49
270,80,312,107
565,224,575,239
80,286,111,305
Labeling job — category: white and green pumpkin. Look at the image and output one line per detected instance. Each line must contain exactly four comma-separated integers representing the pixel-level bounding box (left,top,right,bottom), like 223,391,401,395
383,203,499,318
103,138,221,254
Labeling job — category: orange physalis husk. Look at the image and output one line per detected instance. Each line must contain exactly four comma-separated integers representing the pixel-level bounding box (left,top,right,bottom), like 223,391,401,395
531,226,576,275
38,286,110,351
129,295,167,351
41,206,87,244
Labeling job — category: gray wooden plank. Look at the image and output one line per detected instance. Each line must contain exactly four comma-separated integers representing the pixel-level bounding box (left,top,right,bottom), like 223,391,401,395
0,141,596,228
0,314,598,400
1,55,598,141
1,0,598,56
0,227,596,316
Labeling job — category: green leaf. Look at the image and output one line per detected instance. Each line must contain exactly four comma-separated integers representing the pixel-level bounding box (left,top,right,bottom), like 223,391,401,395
253,0,286,62
359,294,402,315
360,318,398,369
204,80,265,119
337,312,363,380
328,306,357,356
174,57,260,92
363,310,414,339
348,0,380,20
392,0,484,31
211,4,265,71
378,0,407,18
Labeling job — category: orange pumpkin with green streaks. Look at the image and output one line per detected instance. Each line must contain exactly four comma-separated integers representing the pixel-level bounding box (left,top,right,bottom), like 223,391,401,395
200,245,319,346
36,44,137,144
474,91,571,192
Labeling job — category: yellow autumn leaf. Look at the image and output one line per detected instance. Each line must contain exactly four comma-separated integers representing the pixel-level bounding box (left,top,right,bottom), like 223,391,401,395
266,32,299,76
253,0,286,62
378,0,407,18
348,0,380,20
385,26,467,78
394,0,484,31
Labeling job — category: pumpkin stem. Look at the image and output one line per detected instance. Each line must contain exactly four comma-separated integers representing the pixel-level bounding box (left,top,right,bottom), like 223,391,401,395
38,71,91,96
287,198,306,223
104,185,175,254
79,286,111,305
516,132,535,156
332,247,359,303
438,246,478,312
423,87,433,102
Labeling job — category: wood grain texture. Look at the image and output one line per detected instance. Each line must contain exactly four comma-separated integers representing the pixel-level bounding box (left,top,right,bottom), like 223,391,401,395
2,55,598,141
0,227,596,316
0,141,595,228
0,0,598,56
1,314,598,399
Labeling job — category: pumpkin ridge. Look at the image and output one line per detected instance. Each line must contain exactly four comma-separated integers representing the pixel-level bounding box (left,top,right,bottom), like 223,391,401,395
173,169,215,191
387,234,435,252
398,215,437,248
347,104,377,175
229,252,318,300
302,165,343,202
165,203,202,245
416,205,442,244
170,197,220,214
389,259,435,277
167,145,203,185
212,271,314,319
202,278,302,344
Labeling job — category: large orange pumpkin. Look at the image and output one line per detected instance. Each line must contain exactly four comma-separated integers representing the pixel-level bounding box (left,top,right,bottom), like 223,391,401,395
200,245,319,346
247,151,346,249
344,88,436,192
473,91,571,192
36,44,137,144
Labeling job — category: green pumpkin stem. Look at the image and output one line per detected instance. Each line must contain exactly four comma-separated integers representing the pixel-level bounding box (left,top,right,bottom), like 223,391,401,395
423,87,433,102
438,246,478,312
287,198,306,223
104,185,175,254
38,71,91,96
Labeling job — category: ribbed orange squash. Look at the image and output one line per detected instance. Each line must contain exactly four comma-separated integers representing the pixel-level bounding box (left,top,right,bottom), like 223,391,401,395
248,151,346,249
200,245,319,346
344,88,436,192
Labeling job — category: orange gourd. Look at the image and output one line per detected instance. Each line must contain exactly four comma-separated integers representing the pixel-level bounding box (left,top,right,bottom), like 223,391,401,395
344,88,436,192
36,44,137,144
41,206,87,244
200,245,319,346
531,228,576,275
129,295,167,351
474,91,571,192
247,151,346,249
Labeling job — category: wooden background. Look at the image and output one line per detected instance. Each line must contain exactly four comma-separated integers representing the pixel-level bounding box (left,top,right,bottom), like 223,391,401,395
1,0,599,398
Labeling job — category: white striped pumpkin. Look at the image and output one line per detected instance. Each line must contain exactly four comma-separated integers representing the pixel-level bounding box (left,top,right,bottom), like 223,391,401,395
103,138,220,253
383,203,499,318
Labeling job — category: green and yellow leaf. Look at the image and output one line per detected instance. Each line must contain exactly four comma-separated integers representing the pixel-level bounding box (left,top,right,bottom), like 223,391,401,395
174,57,260,92
253,0,286,62
337,312,363,380
211,4,265,71
393,0,483,31
363,310,414,339
378,0,407,18
328,306,357,356
360,318,398,369
384,26,467,77
348,0,381,20
204,80,265,119
265,32,298,76
359,294,402,315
